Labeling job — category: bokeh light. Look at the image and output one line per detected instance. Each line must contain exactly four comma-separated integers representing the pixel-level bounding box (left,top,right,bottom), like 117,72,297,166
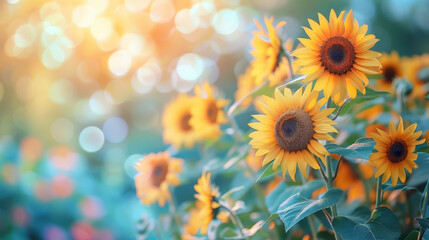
79,126,105,153
102,117,128,143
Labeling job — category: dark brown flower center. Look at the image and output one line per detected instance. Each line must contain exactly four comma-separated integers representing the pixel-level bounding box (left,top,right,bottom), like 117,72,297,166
180,112,192,131
383,66,396,83
151,161,168,187
387,140,408,163
206,101,218,124
320,36,355,75
274,109,314,151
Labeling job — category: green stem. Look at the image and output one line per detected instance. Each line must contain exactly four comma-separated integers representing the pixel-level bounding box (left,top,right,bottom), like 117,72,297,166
300,173,319,240
227,80,268,117
375,176,383,208
418,180,429,240
243,161,281,239
326,156,338,218
228,114,243,143
167,195,183,234
221,204,247,240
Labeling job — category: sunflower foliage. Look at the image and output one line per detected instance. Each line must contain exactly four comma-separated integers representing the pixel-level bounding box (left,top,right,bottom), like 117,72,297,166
134,9,429,240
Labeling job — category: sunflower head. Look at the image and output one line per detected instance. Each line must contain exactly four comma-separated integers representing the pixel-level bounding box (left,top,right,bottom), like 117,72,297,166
249,83,338,181
404,54,429,99
194,172,221,235
375,51,403,92
190,82,229,141
162,94,200,148
369,118,425,186
292,9,382,106
134,152,183,206
250,17,291,86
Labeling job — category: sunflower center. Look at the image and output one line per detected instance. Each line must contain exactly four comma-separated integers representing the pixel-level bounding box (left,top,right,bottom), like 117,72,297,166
207,101,218,124
180,112,192,131
320,36,355,75
387,140,408,163
274,109,314,151
383,66,396,83
151,162,168,187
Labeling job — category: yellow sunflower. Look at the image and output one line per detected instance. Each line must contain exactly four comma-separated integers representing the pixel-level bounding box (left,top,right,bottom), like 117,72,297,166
194,172,228,235
404,54,429,99
181,208,201,240
375,51,404,92
190,82,229,140
292,9,382,106
134,152,183,206
369,118,425,186
162,94,199,148
248,83,338,181
250,17,292,86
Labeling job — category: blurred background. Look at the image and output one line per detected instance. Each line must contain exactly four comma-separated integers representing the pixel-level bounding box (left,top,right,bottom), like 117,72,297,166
0,0,428,239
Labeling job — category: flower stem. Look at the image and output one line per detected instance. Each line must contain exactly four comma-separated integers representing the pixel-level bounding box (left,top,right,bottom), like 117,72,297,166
326,156,338,218
418,180,429,240
227,80,268,117
300,173,319,240
220,204,247,239
167,194,183,234
375,176,383,208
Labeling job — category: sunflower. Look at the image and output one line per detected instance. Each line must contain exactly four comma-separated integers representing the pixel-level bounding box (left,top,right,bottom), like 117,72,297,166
248,83,338,181
194,172,225,235
375,51,404,92
181,208,201,240
404,54,429,99
365,123,388,138
190,82,229,140
355,105,384,123
163,94,199,148
134,152,183,206
292,9,382,106
235,65,257,109
369,118,425,186
250,17,292,86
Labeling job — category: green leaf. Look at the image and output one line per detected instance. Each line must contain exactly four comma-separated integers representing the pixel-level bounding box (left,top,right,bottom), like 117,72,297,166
404,230,419,240
256,162,280,182
332,206,401,240
325,137,376,162
382,183,417,192
407,152,429,186
266,179,325,213
339,88,390,116
276,188,343,232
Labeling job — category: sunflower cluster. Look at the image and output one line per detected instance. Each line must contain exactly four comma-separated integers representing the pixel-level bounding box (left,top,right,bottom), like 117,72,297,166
162,82,229,148
135,9,429,240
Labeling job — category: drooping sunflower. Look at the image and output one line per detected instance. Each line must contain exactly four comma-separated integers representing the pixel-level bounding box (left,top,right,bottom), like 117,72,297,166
163,94,199,148
190,82,229,140
375,51,404,92
249,83,338,181
292,9,382,106
404,54,429,99
194,172,227,235
134,152,183,206
181,208,201,240
250,17,292,86
369,118,425,186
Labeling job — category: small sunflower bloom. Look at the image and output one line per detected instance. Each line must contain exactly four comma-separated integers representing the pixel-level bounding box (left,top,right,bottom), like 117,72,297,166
369,119,425,186
249,83,338,181
190,82,229,140
250,17,291,86
162,94,199,148
375,51,404,92
292,9,382,106
194,172,227,235
134,152,183,206
404,54,429,99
